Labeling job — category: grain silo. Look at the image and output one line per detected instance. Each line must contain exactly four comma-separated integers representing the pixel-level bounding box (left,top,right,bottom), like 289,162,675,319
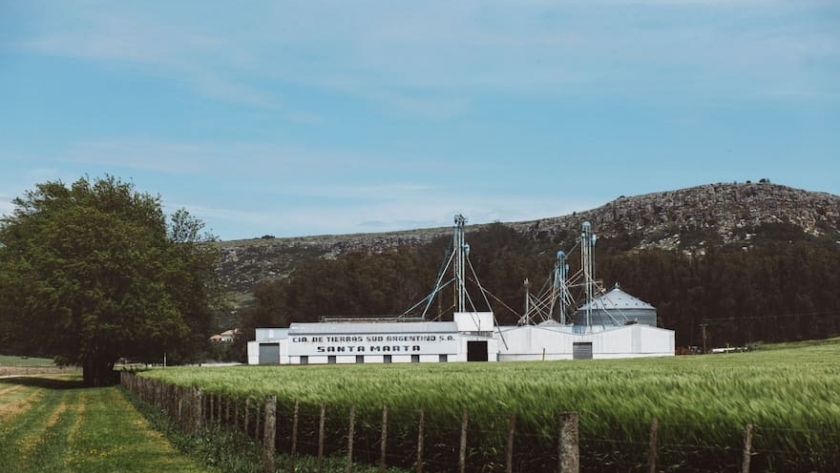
574,284,658,327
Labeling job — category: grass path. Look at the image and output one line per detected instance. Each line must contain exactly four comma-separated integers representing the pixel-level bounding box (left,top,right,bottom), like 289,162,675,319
0,376,217,473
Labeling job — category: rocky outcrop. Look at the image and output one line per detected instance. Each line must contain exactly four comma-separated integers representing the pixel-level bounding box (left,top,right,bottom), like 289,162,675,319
216,229,450,292
216,182,840,293
514,181,840,250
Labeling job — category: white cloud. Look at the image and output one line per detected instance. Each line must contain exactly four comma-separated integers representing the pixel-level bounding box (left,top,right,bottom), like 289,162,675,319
15,0,837,118
0,167,85,218
0,198,15,217
19,5,284,109
57,136,473,193
60,139,391,177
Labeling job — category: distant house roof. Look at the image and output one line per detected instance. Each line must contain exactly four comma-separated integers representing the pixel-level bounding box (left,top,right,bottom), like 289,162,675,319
210,328,241,342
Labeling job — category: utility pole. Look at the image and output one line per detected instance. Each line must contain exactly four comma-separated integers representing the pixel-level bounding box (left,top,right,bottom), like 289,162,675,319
699,323,709,354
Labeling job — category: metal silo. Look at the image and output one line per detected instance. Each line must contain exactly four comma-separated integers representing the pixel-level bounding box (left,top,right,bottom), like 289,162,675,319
574,284,657,327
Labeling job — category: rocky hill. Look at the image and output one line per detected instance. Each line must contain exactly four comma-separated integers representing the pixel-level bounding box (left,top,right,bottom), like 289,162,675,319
217,181,840,294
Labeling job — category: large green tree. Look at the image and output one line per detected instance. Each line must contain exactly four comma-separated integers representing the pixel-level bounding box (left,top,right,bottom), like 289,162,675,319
0,176,222,386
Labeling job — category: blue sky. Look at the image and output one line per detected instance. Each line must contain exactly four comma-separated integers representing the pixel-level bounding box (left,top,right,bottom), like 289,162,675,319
1,1,838,240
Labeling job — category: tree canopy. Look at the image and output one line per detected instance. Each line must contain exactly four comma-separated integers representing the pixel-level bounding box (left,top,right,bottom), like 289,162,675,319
0,176,222,386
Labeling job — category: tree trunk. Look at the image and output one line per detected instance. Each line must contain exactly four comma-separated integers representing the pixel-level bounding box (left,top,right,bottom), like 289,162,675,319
82,356,118,387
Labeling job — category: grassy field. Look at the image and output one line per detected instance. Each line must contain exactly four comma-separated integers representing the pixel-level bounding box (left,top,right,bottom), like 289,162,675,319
0,355,56,367
139,338,840,472
0,375,217,473
0,355,79,377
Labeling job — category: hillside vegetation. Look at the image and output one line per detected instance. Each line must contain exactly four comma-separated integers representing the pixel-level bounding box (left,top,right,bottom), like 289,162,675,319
219,181,840,355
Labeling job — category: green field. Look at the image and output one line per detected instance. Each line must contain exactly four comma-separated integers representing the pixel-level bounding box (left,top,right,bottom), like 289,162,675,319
0,375,217,473
0,355,56,367
139,339,840,472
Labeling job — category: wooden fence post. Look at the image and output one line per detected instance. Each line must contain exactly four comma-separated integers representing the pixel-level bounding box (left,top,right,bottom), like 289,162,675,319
255,398,262,445
742,423,754,473
380,405,388,473
225,395,231,428
263,395,277,473
416,408,425,473
506,413,516,473
245,397,251,439
648,418,659,473
557,412,579,473
217,393,223,425
318,402,326,473
182,386,188,428
178,393,184,427
459,410,469,473
291,400,300,473
194,388,204,433
346,404,356,473
235,396,240,431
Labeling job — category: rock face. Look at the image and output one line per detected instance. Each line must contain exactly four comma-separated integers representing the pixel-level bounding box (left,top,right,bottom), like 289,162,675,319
513,181,840,250
216,230,448,292
217,182,840,293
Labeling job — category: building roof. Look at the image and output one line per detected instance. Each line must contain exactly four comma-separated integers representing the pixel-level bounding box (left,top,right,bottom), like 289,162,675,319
255,328,289,341
290,321,459,335
578,285,655,311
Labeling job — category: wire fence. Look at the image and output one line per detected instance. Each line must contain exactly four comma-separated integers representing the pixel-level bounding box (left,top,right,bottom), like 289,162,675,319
121,372,840,473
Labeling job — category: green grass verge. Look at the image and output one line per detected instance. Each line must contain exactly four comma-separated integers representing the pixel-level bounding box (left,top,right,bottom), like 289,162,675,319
0,355,56,367
0,375,215,473
749,335,840,351
125,386,413,473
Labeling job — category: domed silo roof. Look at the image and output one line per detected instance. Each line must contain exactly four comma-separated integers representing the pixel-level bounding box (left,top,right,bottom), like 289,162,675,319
574,284,657,327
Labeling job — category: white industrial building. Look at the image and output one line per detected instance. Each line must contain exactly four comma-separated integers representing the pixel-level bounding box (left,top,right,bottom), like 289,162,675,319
248,217,675,365
249,312,499,365
495,323,674,361
494,283,674,360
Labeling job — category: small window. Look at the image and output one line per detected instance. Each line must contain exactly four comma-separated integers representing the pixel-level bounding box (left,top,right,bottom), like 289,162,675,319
300,356,308,365
439,354,448,363
328,356,337,364
356,355,364,364
411,354,420,363
383,355,392,364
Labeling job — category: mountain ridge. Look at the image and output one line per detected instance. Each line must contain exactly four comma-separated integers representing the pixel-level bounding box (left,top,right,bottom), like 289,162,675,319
217,181,840,294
